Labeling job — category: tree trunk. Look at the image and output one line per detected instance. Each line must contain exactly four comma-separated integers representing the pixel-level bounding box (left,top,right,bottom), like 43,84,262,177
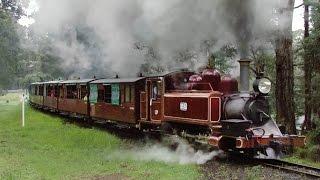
275,0,297,134
303,1,313,131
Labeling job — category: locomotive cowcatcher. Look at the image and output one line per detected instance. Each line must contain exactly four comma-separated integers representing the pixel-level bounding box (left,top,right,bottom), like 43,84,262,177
29,58,305,157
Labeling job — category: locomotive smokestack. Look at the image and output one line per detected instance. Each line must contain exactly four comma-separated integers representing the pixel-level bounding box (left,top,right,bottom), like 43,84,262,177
238,59,251,92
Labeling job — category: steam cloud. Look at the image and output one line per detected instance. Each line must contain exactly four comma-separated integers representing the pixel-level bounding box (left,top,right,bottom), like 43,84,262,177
25,0,291,78
107,136,223,165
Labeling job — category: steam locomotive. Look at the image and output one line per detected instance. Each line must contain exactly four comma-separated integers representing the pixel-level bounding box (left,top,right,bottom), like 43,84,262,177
29,58,305,157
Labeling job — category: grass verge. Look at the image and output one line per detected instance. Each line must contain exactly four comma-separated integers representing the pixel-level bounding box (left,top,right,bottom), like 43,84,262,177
0,93,199,179
285,155,320,168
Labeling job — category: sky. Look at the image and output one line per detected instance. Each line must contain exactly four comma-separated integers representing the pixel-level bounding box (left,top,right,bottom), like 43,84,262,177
293,0,304,31
17,0,37,27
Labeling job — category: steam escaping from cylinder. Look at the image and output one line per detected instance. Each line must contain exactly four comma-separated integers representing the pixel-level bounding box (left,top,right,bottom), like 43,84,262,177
255,147,281,159
106,136,223,165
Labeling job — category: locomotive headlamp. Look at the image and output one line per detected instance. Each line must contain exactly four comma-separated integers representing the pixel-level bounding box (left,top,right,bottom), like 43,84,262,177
253,78,272,95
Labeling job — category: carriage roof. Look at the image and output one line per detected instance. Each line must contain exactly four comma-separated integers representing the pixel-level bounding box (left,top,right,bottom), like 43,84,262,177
90,77,145,84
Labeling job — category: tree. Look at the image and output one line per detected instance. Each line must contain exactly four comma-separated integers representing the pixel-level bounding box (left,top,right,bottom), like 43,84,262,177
275,0,297,134
250,48,277,115
0,10,21,89
200,40,236,73
136,42,164,76
309,2,320,128
212,45,237,73
303,0,313,131
0,0,24,20
18,31,67,86
0,0,27,89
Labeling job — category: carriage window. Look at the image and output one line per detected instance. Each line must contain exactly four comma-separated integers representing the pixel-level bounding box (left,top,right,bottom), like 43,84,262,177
39,85,44,96
111,84,120,105
47,86,49,97
130,85,135,102
66,85,77,99
89,84,98,103
120,85,125,104
152,82,158,99
32,86,36,95
97,88,105,102
104,85,111,103
44,85,47,96
55,86,59,98
47,85,55,97
125,85,131,103
59,86,64,98
46,86,50,97
80,85,88,100
123,85,135,103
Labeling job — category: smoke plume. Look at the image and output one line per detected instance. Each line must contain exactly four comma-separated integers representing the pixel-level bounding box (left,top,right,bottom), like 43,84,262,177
106,136,223,165
25,0,291,77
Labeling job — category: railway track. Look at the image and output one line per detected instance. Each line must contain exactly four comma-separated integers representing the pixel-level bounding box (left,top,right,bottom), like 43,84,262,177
257,159,320,178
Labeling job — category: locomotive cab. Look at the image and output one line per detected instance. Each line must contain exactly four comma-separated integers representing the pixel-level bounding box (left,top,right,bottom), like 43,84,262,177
139,70,224,135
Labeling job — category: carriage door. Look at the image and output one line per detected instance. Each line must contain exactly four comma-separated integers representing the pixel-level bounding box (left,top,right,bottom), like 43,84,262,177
148,78,163,122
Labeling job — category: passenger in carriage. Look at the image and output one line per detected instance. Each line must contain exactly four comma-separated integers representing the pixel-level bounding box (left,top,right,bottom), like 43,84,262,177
50,89,55,97
72,91,77,99
83,93,88,101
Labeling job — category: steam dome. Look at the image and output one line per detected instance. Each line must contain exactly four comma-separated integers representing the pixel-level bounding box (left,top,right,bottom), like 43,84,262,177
189,74,203,82
188,74,203,90
201,68,221,90
219,76,238,94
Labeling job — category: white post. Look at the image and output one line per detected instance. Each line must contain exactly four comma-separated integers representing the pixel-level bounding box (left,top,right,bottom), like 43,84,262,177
22,94,25,127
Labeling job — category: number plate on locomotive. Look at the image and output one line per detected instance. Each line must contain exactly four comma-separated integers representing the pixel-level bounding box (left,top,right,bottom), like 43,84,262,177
180,102,188,111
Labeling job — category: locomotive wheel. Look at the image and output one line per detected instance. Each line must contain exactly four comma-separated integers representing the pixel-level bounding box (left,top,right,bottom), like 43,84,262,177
160,122,174,135
85,118,94,126
226,149,256,159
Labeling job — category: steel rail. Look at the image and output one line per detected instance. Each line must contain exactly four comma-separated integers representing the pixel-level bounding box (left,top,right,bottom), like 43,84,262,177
257,159,320,178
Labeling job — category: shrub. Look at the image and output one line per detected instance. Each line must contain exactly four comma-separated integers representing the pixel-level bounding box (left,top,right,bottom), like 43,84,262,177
309,145,320,162
308,127,320,145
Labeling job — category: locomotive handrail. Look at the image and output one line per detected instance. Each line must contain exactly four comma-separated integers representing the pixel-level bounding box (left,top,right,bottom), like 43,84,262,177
166,90,213,93
187,82,214,91
250,127,266,137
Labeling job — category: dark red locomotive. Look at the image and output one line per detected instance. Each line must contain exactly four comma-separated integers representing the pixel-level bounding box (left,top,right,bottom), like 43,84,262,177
29,59,305,156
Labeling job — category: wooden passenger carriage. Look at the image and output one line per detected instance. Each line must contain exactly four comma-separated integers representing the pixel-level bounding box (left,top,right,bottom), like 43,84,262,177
43,80,61,111
29,70,222,128
57,79,94,117
89,77,145,124
29,82,44,107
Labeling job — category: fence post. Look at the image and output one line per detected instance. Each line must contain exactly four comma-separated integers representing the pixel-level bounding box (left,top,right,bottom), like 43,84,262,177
22,93,25,127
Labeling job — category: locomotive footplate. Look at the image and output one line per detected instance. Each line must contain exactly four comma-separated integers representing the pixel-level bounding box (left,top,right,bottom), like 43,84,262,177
208,135,306,150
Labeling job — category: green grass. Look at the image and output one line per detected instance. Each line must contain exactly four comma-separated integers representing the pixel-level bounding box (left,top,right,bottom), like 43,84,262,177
0,93,199,179
285,155,320,168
